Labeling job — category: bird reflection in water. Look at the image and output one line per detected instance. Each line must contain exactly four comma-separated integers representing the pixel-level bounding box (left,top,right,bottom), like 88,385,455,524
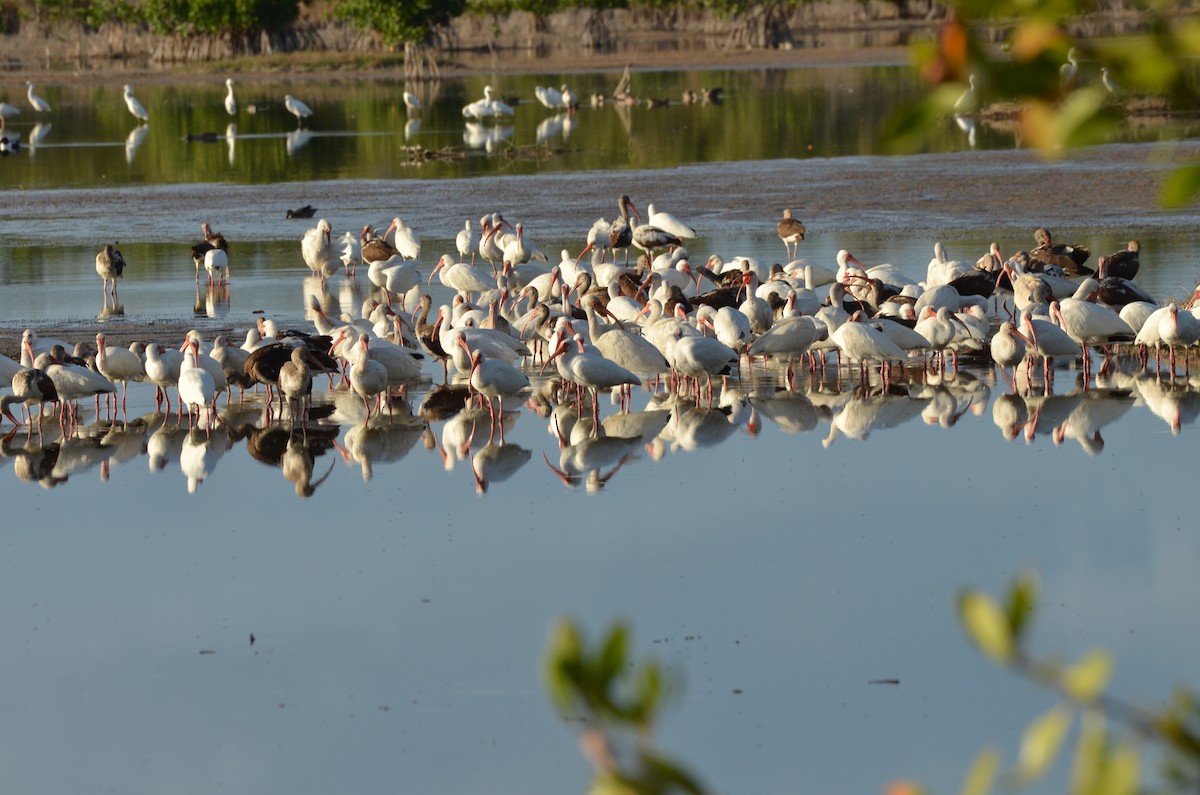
542,417,641,492
286,128,313,157
333,412,426,481
195,281,231,318
125,124,149,164
471,442,531,494
2,426,64,488
246,422,339,497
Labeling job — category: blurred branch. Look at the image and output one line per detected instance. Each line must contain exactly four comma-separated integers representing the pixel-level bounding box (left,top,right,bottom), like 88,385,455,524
887,1,1200,206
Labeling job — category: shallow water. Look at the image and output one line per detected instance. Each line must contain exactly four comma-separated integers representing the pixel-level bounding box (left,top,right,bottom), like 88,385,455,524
0,67,1198,795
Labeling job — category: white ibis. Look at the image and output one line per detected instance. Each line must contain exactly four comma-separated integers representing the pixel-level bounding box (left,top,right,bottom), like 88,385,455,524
581,295,668,377
123,84,149,121
990,321,1030,387
26,81,50,113
501,222,545,265
545,334,639,421
830,317,907,387
178,339,217,429
926,241,972,286
430,254,494,299
745,315,822,380
1022,313,1080,385
458,336,529,441
284,94,313,125
330,327,422,386
669,329,738,401
1050,293,1135,377
204,247,228,285
301,219,334,281
94,332,144,415
646,203,697,239
367,255,421,305
385,216,421,259
44,345,115,426
347,334,389,419
1158,301,1200,375
144,343,184,413
224,78,237,115
456,220,476,264
181,331,229,396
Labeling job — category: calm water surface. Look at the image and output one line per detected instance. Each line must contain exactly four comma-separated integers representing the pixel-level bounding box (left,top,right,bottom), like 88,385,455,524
0,66,1197,795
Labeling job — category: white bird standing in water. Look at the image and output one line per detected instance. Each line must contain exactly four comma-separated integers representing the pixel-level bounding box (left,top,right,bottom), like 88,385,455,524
123,84,150,121
284,94,313,125
224,78,237,115
26,81,51,113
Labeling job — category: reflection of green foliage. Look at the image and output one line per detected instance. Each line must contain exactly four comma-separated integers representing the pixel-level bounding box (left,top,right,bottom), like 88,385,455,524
888,0,1200,206
336,0,467,45
903,572,1200,795
544,618,709,795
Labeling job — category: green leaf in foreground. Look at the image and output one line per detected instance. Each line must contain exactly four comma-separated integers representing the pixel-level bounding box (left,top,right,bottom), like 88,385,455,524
960,746,1001,795
958,590,1015,663
1159,161,1200,208
1062,649,1114,704
1014,705,1072,785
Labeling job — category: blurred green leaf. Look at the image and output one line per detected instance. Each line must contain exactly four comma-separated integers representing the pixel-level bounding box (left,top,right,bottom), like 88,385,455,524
1159,162,1200,208
634,660,662,724
959,590,1016,663
960,746,1001,795
596,622,629,688
1071,710,1106,795
1005,572,1039,642
545,617,584,712
1062,649,1114,704
1098,741,1140,795
1015,705,1072,785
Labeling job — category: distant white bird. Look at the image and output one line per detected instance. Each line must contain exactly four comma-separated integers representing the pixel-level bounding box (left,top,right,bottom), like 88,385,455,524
1101,67,1120,95
284,94,313,125
456,219,476,264
953,73,976,112
560,84,578,111
462,85,513,120
224,78,237,115
403,91,421,113
1060,46,1079,88
26,81,51,113
535,85,564,110
0,101,20,131
123,84,149,121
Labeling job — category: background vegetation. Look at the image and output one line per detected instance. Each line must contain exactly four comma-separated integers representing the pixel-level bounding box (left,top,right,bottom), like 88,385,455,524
8,0,889,43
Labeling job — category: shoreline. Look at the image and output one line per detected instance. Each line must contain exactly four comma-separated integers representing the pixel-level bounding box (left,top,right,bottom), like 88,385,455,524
4,41,917,87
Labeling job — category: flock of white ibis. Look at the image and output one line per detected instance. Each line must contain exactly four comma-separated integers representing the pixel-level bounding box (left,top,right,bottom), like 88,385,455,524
2,196,1200,494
